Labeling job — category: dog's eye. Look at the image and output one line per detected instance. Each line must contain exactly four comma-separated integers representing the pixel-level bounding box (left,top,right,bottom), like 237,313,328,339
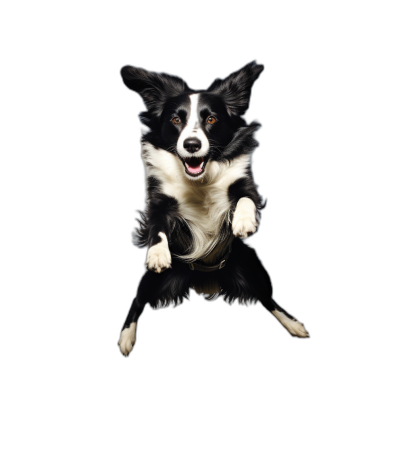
172,117,181,124
207,116,216,125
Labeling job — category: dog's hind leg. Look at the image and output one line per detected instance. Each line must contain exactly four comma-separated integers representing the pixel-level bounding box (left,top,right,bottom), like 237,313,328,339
118,267,190,356
118,297,144,356
250,278,311,339
221,239,309,338
261,297,309,338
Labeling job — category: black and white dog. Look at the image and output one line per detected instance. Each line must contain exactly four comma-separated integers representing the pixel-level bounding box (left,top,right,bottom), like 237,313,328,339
118,61,309,356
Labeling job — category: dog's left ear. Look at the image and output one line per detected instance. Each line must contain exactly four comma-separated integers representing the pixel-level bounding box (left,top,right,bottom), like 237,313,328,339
207,61,264,116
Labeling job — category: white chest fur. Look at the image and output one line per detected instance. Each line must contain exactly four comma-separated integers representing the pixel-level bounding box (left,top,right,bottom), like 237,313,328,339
142,142,250,260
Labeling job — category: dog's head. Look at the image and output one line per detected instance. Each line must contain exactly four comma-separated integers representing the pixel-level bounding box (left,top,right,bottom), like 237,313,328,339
121,62,264,180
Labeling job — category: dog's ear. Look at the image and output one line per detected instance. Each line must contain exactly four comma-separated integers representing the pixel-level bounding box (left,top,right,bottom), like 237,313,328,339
121,65,190,116
207,61,264,116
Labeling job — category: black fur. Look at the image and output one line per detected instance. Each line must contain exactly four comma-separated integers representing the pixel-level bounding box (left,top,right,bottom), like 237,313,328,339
118,62,309,355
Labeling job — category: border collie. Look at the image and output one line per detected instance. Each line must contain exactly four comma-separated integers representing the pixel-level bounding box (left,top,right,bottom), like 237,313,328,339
118,61,309,356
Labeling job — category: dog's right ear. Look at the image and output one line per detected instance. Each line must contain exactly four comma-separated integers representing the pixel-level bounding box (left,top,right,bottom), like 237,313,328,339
121,66,190,116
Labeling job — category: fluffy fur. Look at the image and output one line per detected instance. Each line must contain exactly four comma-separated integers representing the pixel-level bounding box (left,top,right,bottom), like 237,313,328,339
118,62,309,355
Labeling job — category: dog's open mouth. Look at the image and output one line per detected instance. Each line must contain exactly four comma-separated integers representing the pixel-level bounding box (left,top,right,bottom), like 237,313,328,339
182,156,207,178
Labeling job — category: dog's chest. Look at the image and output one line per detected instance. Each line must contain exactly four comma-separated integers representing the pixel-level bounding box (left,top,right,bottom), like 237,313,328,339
143,143,250,258
164,179,231,234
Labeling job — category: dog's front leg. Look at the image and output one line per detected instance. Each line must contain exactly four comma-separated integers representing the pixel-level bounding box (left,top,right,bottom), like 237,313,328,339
232,197,258,238
142,194,177,273
146,232,172,273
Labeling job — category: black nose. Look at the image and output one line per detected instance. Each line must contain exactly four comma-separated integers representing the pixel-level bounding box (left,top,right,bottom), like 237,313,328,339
183,137,201,154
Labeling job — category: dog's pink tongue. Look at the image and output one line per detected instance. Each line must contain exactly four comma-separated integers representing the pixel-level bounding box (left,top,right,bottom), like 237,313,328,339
189,165,201,173
187,163,202,174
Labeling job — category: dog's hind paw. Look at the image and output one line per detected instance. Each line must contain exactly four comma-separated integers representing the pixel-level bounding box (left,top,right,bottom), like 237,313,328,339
284,319,309,337
271,309,309,338
146,232,172,273
118,322,137,356
232,198,257,238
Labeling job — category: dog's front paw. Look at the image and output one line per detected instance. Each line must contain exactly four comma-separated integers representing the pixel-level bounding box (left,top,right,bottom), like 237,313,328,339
232,197,257,238
118,322,137,356
146,232,172,273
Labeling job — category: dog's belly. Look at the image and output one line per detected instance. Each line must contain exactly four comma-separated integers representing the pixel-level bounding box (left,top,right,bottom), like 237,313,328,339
189,236,233,297
199,234,233,264
191,278,221,296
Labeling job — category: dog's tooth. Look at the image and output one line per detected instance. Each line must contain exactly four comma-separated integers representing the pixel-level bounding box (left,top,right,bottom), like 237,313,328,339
200,162,204,169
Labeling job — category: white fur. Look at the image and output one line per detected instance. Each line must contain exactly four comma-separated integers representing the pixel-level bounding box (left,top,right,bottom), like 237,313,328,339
118,322,137,356
142,142,250,261
232,197,257,238
146,232,172,272
177,94,210,158
271,309,309,337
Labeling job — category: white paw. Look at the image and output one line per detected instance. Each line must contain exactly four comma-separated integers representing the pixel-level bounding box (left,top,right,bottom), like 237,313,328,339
232,197,257,238
118,322,137,356
284,319,309,337
272,310,309,338
146,232,172,273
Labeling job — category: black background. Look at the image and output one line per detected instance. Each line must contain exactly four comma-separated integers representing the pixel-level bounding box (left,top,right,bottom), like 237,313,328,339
76,29,343,393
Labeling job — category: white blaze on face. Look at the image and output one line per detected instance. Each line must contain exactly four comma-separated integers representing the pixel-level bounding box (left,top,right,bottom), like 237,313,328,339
177,94,210,158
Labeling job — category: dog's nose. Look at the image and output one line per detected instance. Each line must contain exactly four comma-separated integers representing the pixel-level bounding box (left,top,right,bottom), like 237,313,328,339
183,137,201,154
